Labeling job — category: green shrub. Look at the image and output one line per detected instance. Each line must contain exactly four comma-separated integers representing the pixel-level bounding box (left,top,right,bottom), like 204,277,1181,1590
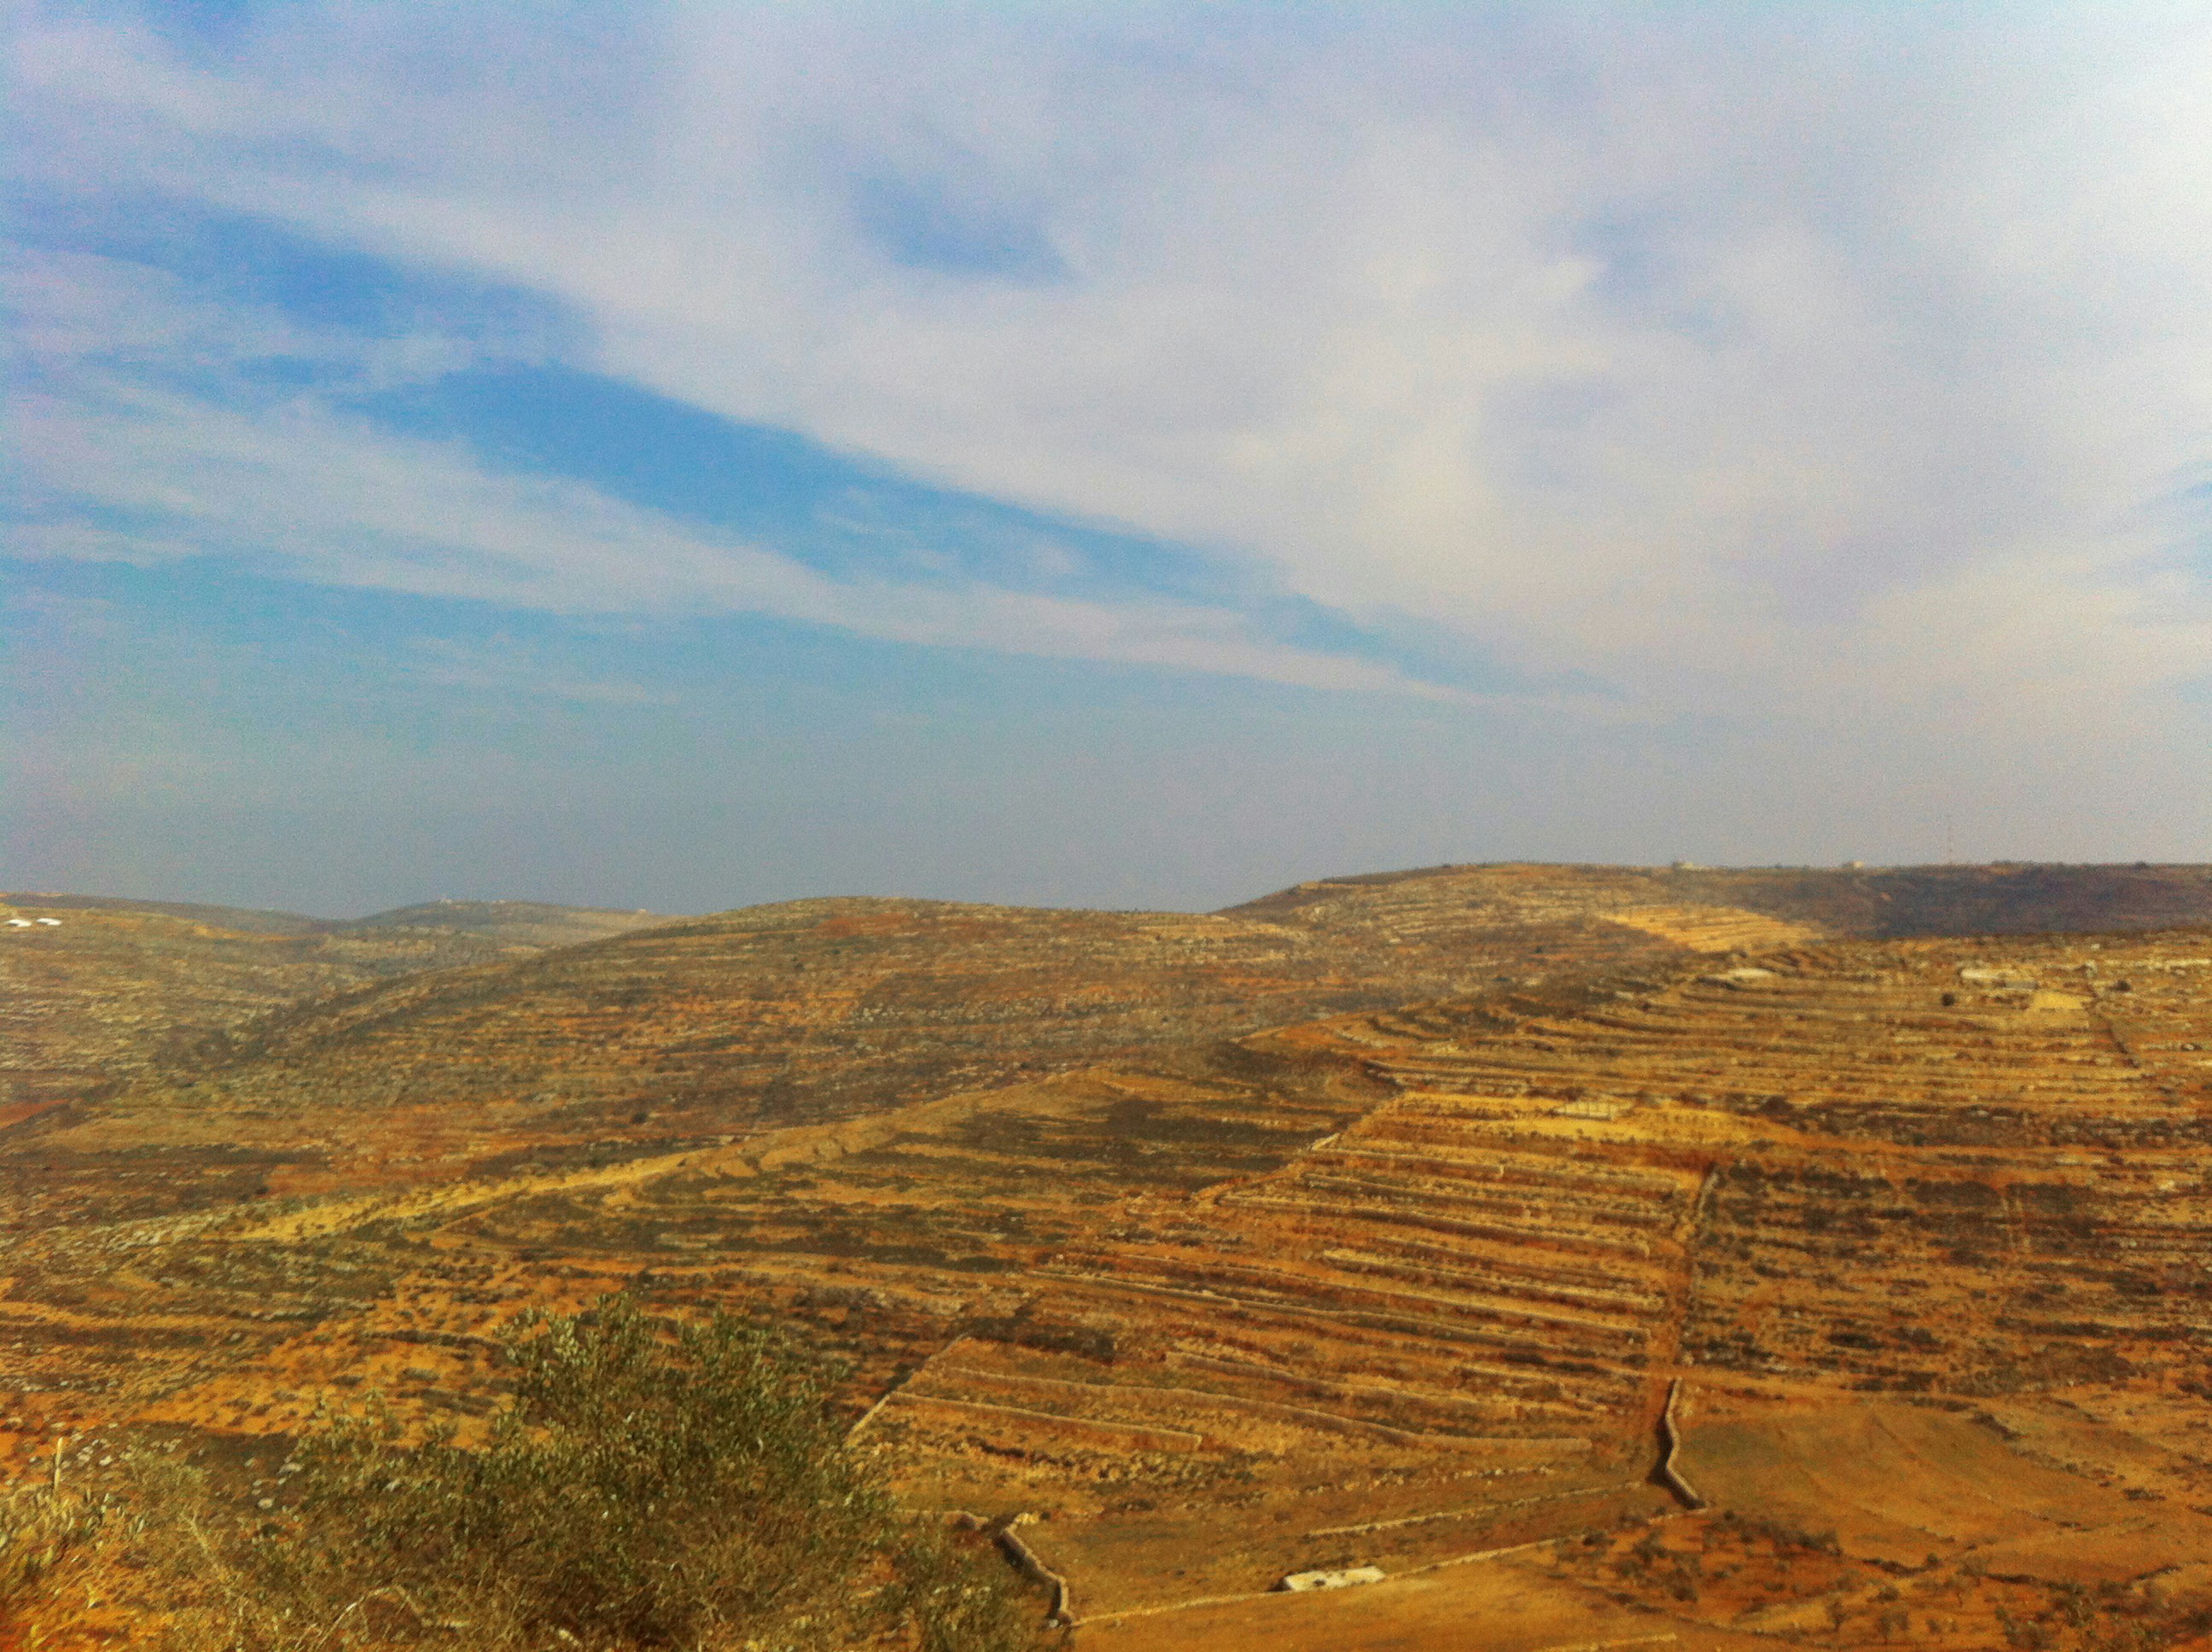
139,1295,1044,1651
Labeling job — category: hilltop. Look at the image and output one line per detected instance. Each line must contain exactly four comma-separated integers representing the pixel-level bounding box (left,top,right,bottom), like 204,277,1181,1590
4,892,672,946
326,898,670,948
1231,858,2212,939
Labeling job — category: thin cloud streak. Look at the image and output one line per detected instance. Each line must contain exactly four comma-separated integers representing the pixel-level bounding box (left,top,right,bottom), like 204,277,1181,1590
8,3,2212,870
9,293,1486,702
19,12,2209,666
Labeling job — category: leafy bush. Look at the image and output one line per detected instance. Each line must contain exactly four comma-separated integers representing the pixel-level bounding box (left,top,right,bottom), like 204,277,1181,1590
131,1296,1044,1651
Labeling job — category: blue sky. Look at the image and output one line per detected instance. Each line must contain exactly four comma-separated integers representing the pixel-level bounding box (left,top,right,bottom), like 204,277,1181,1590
6,2,2210,915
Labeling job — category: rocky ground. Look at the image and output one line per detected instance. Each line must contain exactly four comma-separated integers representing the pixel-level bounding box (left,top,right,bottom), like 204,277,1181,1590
4,863,2211,1648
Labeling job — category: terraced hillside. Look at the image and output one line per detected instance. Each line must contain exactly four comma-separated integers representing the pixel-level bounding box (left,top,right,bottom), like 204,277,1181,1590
534,928,2202,1649
20,860,2206,1201
0,897,664,1121
2,869,1807,1225
0,896,672,1127
7,864,2212,1648
1233,857,2212,944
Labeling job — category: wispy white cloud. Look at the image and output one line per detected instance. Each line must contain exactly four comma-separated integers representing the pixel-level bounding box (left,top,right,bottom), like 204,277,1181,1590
9,2,2212,852
7,249,1475,701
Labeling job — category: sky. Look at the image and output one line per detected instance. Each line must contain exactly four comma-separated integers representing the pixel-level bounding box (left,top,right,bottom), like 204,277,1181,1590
6,1,2211,917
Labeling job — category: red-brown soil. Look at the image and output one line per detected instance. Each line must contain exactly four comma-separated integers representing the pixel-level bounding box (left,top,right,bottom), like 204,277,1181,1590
5,862,2212,1648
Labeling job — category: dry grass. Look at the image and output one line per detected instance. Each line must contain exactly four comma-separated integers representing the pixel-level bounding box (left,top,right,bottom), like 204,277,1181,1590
7,1298,1049,1652
1,1479,102,1623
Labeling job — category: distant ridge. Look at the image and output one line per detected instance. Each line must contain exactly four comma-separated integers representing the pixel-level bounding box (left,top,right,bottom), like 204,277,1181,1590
1225,859,2212,940
22,862,2206,951
3,893,675,946
333,898,670,947
0,893,677,1119
2,893,324,935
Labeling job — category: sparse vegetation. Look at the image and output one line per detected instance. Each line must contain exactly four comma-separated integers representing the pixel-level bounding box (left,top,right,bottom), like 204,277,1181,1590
45,1298,1043,1650
1,1475,102,1620
8,866,2212,1647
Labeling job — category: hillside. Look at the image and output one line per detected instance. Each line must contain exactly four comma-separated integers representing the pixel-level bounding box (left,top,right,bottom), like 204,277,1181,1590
3,862,2210,1649
15,862,2203,1148
326,898,669,948
1232,858,2212,941
3,894,330,935
405,929,2204,1624
0,894,674,1126
0,891,1648,1230
30,859,2207,1195
0,864,1864,1218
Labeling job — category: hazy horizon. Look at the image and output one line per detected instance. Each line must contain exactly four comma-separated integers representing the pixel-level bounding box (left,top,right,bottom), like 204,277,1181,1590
13,856,2212,931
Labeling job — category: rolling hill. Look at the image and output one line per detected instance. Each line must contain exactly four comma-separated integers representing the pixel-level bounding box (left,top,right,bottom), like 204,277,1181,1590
0,893,674,1126
4,861,2211,1649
